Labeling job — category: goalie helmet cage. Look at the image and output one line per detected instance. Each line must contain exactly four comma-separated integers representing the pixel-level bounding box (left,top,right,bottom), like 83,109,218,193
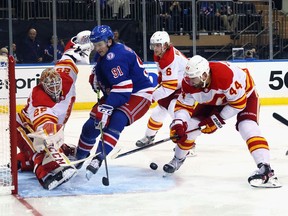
0,55,17,195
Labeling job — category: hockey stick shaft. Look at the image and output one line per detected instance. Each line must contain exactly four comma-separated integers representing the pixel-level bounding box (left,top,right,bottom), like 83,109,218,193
111,127,201,159
272,112,288,127
97,89,110,186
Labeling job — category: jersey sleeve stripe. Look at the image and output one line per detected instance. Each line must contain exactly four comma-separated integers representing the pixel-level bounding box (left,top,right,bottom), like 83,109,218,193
111,80,133,93
228,94,247,110
33,114,58,129
175,100,194,116
162,80,178,90
242,68,255,93
56,59,79,74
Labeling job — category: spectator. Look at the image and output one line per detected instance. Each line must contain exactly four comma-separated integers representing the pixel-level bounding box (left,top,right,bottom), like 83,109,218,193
216,1,238,33
198,1,220,32
113,30,125,44
159,1,172,32
169,1,183,34
107,0,131,18
19,28,44,63
11,43,20,63
0,47,8,56
43,36,65,63
245,48,259,59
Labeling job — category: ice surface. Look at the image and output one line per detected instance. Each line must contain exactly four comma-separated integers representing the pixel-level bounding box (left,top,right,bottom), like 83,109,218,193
1,105,288,216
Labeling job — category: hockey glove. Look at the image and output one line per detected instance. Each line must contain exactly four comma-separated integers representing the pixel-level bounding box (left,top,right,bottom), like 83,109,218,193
198,113,225,134
95,104,114,129
89,72,99,93
170,119,188,143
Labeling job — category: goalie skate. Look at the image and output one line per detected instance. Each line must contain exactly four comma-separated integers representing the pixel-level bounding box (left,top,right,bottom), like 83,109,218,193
43,166,77,190
248,163,282,188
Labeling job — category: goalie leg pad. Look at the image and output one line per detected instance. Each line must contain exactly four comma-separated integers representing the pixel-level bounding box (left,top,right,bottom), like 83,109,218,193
33,152,61,180
16,152,34,171
33,152,77,190
40,166,77,190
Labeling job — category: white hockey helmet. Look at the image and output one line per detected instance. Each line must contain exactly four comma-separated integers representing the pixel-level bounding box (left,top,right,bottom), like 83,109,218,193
149,31,170,50
40,68,62,102
184,55,210,87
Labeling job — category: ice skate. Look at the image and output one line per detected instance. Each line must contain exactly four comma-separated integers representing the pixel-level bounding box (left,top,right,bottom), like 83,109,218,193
163,156,186,174
135,135,155,147
86,155,103,181
248,163,281,188
188,145,197,157
42,166,77,190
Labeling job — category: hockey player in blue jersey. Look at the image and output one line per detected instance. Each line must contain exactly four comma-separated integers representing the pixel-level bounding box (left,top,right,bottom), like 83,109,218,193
75,25,154,180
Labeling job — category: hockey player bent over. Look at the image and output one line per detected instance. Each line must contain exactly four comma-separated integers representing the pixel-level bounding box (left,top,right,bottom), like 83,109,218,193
16,31,94,190
75,25,154,180
135,31,189,149
166,55,281,188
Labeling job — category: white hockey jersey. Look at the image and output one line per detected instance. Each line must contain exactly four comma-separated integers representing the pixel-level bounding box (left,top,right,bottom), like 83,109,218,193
175,61,255,120
152,46,188,101
17,59,78,131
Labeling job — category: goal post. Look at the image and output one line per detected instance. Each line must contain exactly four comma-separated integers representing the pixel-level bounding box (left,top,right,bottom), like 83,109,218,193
0,55,17,195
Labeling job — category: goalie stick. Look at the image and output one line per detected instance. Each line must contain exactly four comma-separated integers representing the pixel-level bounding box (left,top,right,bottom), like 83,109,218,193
111,127,201,159
272,112,288,127
24,124,97,167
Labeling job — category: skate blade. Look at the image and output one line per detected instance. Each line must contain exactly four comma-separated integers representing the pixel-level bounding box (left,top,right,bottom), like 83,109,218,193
250,177,282,188
162,172,173,178
85,170,94,181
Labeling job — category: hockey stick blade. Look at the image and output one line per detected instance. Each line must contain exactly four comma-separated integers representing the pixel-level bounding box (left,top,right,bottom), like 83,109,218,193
60,152,101,167
272,112,288,127
102,177,109,186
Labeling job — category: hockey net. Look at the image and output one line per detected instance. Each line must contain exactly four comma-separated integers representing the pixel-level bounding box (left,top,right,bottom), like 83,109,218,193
0,55,17,195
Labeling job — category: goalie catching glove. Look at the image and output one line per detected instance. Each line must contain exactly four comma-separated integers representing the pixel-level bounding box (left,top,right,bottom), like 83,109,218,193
198,113,225,134
95,104,114,129
170,119,188,144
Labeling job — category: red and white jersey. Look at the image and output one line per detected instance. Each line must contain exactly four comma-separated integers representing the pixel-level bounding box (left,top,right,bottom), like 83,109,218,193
175,61,255,120
17,58,78,131
153,46,188,101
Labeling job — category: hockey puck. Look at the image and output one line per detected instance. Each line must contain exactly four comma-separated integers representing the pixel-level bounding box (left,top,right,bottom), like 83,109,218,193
150,162,158,170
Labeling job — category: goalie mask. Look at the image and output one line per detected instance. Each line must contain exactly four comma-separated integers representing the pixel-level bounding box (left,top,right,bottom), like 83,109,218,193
40,68,62,102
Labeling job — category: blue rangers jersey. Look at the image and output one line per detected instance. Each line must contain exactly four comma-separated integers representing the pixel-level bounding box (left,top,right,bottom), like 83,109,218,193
93,43,154,108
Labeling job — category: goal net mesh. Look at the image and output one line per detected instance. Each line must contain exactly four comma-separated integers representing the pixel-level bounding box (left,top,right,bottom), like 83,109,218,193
0,55,15,194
